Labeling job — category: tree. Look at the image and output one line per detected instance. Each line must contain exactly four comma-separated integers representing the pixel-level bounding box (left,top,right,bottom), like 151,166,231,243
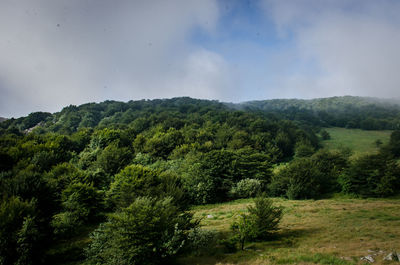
269,158,323,199
85,197,195,265
246,196,283,239
231,196,282,250
0,197,41,265
107,165,161,209
320,129,331,140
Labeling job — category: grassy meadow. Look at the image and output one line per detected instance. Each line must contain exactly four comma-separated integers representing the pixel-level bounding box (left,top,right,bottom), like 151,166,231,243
178,197,400,265
321,128,392,157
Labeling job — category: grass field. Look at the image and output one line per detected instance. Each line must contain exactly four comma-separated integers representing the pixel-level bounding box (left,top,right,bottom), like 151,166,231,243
321,128,392,157
178,197,400,265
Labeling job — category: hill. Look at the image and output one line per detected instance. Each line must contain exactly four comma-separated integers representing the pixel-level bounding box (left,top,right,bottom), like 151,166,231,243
1,96,400,265
238,96,400,130
0,117,6,123
2,96,400,134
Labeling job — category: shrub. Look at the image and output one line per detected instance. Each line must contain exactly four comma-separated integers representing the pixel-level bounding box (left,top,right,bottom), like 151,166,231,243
185,228,218,256
269,158,322,199
86,197,196,265
230,178,262,199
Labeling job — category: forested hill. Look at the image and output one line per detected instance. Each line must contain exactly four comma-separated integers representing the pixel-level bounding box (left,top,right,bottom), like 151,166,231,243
2,96,400,133
237,96,400,130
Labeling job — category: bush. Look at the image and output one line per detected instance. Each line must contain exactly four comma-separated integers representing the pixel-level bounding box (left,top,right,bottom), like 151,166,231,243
269,158,322,199
185,228,218,256
85,197,196,265
229,178,262,199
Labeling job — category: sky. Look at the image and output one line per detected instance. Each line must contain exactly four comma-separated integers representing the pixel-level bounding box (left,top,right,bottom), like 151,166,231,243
1,0,400,117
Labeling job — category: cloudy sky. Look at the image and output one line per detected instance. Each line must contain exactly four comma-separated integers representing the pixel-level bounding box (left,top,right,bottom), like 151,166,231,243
1,0,400,117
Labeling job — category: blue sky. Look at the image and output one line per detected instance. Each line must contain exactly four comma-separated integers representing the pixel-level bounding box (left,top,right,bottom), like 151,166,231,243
1,0,400,117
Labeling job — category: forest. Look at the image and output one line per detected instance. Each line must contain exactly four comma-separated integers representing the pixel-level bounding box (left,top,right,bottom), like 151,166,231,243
1,97,400,265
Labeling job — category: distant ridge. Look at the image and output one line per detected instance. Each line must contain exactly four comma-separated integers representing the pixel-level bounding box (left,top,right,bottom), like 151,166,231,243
0,117,7,123
1,96,400,133
237,96,400,111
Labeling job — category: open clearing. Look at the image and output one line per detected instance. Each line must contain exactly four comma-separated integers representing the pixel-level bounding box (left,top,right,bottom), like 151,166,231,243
321,128,392,157
179,197,400,265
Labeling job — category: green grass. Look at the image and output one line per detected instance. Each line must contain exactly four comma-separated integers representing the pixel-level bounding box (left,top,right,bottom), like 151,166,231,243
178,197,400,265
321,127,392,157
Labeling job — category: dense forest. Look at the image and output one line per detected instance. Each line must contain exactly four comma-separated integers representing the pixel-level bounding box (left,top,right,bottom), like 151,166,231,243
1,97,400,264
237,96,400,130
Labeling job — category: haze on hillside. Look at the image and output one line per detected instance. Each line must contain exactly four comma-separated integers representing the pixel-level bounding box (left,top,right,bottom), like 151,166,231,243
1,0,400,118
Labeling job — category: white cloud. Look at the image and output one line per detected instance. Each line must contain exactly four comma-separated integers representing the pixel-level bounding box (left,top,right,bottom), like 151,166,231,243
260,0,400,99
0,0,230,117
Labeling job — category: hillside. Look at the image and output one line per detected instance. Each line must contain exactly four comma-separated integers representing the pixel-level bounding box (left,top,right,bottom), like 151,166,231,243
0,117,6,123
238,96,400,130
1,96,400,265
321,127,392,157
2,96,400,134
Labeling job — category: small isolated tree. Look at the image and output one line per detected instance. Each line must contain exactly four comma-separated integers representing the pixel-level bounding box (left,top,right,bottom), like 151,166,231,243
320,129,331,140
231,196,282,250
247,196,283,239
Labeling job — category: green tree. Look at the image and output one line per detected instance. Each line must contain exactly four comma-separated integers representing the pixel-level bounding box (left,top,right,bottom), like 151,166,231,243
0,197,41,265
320,129,331,140
107,165,161,208
231,196,282,250
85,197,195,265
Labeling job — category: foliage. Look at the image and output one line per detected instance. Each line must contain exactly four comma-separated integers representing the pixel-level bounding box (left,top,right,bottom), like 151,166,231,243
85,196,196,265
339,153,400,197
107,165,161,209
320,129,331,140
0,197,41,265
231,196,282,250
184,228,218,256
2,97,400,264
230,178,262,199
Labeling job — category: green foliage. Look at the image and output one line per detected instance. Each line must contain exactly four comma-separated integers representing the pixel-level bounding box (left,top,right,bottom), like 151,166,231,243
4,97,400,264
85,197,195,265
52,183,103,237
96,143,132,175
389,130,400,157
184,228,218,256
294,141,315,158
320,129,331,140
270,158,322,199
270,149,349,199
339,153,400,197
231,196,282,250
107,165,161,208
230,178,262,199
0,197,41,265
246,196,283,239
